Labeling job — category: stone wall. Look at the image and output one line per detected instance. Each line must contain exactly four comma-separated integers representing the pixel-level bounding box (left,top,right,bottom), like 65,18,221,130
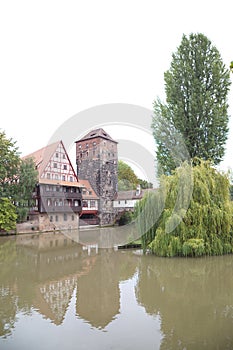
76,137,118,226
16,212,79,233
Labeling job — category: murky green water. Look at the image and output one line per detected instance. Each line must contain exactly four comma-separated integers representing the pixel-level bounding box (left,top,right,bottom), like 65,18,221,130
0,230,233,349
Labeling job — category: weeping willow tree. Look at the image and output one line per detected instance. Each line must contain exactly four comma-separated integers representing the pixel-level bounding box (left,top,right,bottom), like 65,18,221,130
135,160,233,257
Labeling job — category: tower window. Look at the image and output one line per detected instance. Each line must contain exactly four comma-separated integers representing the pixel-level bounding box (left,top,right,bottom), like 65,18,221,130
63,165,67,170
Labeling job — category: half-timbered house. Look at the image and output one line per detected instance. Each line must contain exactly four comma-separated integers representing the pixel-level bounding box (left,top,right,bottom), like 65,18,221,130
22,140,82,232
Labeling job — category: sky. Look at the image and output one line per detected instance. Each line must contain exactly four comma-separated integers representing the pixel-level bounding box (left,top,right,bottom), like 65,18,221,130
0,0,232,181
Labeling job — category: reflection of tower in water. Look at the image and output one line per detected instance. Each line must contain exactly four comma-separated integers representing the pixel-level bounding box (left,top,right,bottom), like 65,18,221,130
14,233,138,329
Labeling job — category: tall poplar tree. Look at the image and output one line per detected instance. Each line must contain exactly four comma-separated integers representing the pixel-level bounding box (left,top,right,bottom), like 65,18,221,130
152,33,231,174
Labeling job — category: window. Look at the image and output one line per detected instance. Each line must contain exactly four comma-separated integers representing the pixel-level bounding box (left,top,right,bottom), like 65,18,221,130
56,153,59,158
49,215,53,222
64,214,67,221
63,154,66,159
125,200,127,204
93,142,96,146
72,215,74,221
62,175,66,181
63,165,67,170
59,199,63,206
86,143,89,148
79,145,82,149
55,174,58,180
70,176,73,182
47,173,50,179
47,199,52,206
90,200,96,208
55,215,59,222
89,191,92,195
54,163,57,168
82,200,88,207
82,189,86,195
46,185,50,192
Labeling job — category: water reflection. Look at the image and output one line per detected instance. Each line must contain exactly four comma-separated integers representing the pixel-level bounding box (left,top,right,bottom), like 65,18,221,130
136,255,233,349
0,232,138,337
0,231,233,349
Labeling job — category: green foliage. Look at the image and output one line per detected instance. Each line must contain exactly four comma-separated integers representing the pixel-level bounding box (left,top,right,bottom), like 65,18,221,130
137,160,233,257
118,211,133,226
118,160,138,190
230,185,233,201
0,132,38,226
230,61,233,73
0,130,20,198
138,178,153,189
14,158,38,213
0,198,17,232
152,33,231,174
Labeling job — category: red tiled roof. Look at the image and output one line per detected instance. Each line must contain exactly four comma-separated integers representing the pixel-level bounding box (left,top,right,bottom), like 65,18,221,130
78,179,99,200
22,141,61,178
22,140,80,186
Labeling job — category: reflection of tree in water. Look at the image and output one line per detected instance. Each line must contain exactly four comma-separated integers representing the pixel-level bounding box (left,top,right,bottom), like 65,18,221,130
136,255,233,350
0,239,17,338
0,286,17,338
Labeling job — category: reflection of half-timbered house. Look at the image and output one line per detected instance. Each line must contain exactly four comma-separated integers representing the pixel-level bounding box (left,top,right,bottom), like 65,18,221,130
23,140,82,231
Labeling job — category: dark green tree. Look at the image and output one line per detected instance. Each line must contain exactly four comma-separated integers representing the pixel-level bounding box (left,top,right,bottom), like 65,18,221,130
153,33,231,174
0,130,20,198
118,160,139,191
0,131,38,225
0,198,17,231
15,158,38,222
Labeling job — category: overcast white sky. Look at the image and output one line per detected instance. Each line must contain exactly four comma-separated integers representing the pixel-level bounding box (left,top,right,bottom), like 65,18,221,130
0,0,232,179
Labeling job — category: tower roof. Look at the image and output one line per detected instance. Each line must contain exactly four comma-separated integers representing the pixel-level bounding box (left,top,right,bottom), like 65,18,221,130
76,128,117,143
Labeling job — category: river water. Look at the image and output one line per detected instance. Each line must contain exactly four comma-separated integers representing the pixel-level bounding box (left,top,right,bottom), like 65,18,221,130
0,229,233,349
